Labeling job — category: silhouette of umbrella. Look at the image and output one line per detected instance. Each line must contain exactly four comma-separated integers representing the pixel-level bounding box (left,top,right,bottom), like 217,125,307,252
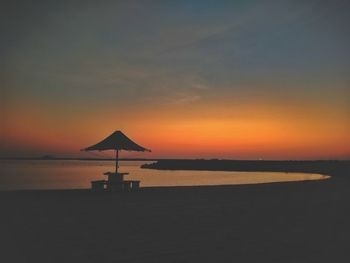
82,131,151,173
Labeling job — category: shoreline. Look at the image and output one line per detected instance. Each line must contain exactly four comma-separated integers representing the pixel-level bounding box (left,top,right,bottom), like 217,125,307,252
0,172,331,194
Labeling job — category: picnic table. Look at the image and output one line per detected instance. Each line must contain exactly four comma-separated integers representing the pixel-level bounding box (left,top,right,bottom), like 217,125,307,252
91,172,140,192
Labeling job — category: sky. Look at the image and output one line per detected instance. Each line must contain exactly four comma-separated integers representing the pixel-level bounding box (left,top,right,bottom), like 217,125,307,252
1,0,349,159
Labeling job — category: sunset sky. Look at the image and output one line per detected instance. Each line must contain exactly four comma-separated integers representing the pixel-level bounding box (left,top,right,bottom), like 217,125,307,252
1,0,349,159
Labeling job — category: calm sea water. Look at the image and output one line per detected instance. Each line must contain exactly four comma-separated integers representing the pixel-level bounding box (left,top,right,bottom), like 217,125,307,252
0,160,329,191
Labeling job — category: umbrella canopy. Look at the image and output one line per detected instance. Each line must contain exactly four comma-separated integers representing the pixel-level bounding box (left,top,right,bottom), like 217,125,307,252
82,130,150,152
82,130,150,173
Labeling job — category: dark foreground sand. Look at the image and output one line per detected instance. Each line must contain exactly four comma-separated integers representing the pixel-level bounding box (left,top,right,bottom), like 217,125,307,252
1,165,349,263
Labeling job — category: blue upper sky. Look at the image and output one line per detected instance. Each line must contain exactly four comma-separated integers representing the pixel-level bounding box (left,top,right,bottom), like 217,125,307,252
2,0,349,104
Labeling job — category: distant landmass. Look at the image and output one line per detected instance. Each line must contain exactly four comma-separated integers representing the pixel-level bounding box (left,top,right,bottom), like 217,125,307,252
141,159,350,176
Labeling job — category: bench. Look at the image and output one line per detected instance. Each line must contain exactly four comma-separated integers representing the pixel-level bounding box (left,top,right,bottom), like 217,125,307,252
91,180,107,191
130,180,140,190
121,180,140,191
91,179,140,192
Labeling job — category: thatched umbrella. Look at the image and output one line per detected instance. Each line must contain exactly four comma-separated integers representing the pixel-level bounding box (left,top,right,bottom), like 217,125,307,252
82,130,151,173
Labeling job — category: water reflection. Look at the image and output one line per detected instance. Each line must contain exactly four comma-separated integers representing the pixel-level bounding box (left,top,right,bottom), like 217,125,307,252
0,160,329,190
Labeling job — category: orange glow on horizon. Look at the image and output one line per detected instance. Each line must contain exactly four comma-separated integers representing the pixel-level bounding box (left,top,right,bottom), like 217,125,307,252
1,97,349,159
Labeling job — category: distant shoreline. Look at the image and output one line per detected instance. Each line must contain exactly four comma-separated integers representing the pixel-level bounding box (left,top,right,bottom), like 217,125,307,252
0,157,158,161
141,159,350,177
2,157,349,178
0,158,350,175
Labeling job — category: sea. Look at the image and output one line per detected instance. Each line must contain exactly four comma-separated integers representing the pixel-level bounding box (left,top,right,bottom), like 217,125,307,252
0,160,328,191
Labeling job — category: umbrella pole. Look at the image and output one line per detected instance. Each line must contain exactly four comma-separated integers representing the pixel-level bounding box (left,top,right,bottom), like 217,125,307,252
115,149,119,174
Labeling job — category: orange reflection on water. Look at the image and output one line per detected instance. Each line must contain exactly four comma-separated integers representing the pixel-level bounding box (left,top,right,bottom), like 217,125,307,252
0,160,330,190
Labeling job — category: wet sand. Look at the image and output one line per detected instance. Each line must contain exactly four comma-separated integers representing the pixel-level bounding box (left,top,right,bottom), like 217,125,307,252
0,165,349,262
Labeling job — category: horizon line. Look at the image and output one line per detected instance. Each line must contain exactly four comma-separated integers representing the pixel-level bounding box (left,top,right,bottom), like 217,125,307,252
1,156,349,162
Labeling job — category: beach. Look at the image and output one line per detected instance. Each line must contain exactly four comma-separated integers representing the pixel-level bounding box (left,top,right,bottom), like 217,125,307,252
1,163,349,263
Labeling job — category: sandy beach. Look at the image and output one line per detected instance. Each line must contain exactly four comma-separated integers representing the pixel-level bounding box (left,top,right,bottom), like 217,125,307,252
1,163,349,263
